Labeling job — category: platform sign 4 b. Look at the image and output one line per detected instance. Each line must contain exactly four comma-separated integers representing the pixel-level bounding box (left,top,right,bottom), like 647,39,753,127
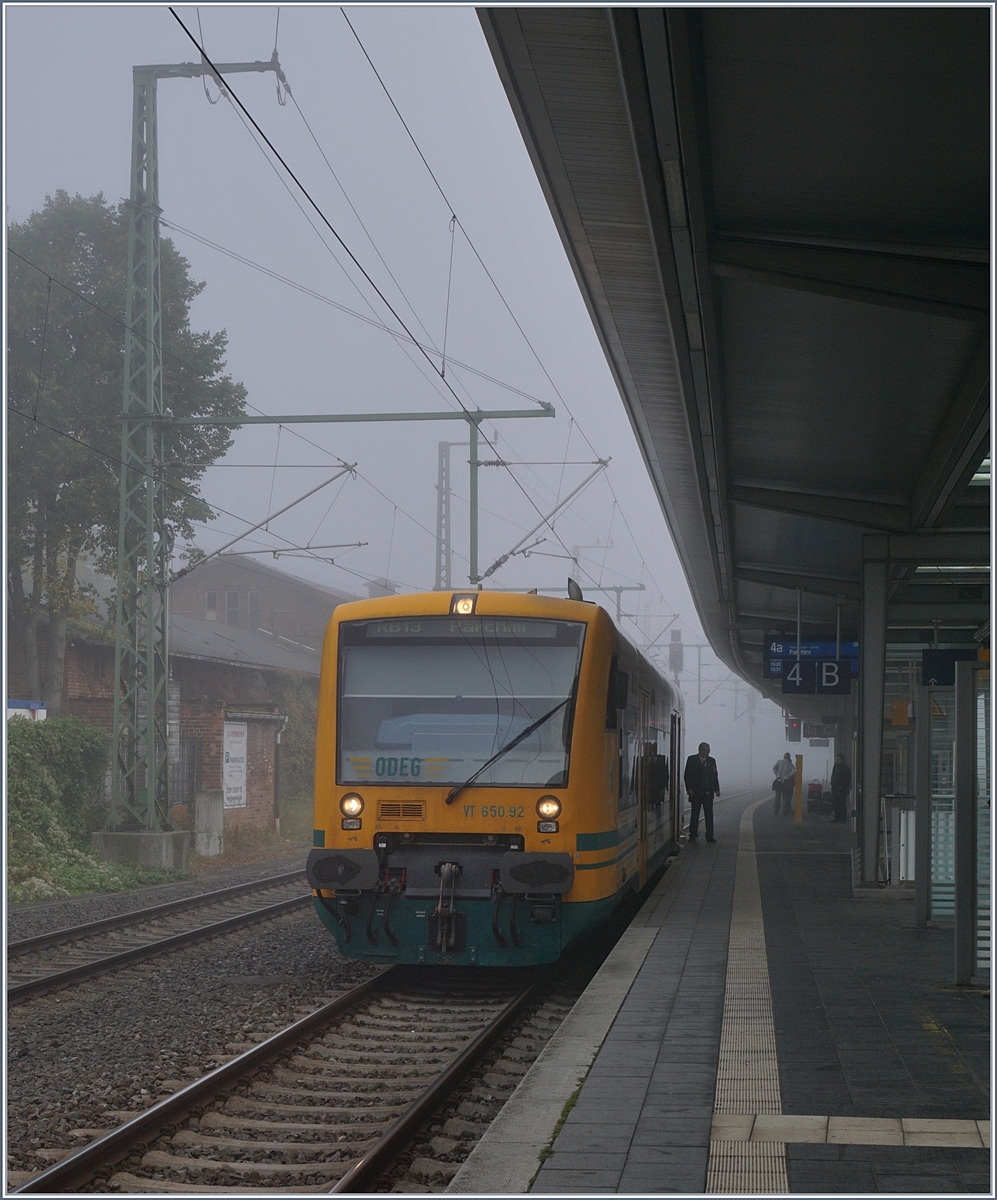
765,639,858,679
782,660,851,695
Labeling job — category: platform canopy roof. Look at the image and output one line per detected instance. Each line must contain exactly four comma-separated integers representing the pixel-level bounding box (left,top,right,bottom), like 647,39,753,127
481,7,990,702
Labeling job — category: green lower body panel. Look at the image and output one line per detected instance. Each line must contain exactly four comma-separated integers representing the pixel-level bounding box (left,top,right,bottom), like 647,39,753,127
313,889,625,967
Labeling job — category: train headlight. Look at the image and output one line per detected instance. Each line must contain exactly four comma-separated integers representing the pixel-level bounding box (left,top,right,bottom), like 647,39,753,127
536,796,562,820
450,593,478,616
340,793,364,817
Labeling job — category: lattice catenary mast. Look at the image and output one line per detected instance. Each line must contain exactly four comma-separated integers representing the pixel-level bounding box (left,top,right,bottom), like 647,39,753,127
110,54,285,831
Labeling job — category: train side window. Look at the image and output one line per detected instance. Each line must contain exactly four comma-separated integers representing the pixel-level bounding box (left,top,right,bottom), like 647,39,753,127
606,655,620,730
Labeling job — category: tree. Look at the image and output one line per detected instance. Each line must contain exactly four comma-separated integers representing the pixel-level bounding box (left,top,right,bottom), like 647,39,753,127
7,191,247,713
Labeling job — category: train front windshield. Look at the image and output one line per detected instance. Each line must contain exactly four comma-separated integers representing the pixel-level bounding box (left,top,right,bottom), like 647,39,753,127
337,616,586,788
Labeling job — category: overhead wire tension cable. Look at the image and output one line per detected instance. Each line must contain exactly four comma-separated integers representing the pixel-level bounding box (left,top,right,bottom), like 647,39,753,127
307,469,353,545
219,541,367,562
442,215,457,378
172,464,355,579
157,219,546,404
272,7,289,105
8,248,354,477
338,11,691,617
265,424,283,530
170,13,631,599
478,460,609,582
32,275,53,420
6,404,359,588
196,8,222,103
272,30,442,352
167,12,570,564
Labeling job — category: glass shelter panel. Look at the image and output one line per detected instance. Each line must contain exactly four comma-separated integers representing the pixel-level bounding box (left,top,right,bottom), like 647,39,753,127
929,691,955,921
976,668,990,975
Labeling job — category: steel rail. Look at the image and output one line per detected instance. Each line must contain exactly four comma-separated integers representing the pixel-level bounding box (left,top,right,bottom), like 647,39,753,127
12,968,396,1194
7,869,306,954
329,974,543,1193
7,895,311,1005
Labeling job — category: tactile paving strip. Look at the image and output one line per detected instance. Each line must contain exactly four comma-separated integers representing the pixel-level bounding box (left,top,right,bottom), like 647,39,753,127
706,799,788,1193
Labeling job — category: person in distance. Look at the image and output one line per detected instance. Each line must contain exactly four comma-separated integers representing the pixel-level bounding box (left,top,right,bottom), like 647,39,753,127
830,754,852,824
684,741,721,843
772,752,796,816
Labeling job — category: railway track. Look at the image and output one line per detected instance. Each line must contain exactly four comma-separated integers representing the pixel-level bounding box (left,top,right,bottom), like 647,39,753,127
12,965,547,1194
7,871,311,1004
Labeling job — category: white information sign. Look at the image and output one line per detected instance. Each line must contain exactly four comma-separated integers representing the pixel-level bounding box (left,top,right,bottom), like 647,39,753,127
223,721,248,808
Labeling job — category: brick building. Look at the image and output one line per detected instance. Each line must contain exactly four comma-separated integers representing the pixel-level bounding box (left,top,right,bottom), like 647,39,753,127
169,553,357,650
7,590,333,838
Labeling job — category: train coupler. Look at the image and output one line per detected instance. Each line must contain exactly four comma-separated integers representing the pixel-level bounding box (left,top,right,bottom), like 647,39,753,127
431,862,463,952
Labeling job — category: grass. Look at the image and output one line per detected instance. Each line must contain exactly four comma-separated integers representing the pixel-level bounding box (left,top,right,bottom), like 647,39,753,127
186,792,314,874
534,1075,587,1170
8,853,186,905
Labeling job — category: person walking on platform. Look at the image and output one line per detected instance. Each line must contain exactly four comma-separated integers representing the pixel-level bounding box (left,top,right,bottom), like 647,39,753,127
772,752,796,816
830,754,852,824
684,742,721,843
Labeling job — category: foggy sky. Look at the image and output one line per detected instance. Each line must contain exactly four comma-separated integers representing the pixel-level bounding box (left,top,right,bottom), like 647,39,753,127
5,3,803,780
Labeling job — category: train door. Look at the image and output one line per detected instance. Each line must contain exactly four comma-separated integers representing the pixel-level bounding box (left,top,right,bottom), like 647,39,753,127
670,712,680,851
638,689,651,884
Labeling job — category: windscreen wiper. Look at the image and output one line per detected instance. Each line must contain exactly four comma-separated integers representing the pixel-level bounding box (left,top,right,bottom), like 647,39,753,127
444,695,572,806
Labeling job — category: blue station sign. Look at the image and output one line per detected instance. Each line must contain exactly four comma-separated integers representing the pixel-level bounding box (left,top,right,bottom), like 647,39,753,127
764,639,859,680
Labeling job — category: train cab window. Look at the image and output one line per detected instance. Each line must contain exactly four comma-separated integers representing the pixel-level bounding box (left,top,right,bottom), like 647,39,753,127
337,615,585,787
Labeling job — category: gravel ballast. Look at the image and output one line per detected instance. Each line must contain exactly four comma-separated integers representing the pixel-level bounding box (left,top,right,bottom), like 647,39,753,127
7,850,308,943
6,906,378,1182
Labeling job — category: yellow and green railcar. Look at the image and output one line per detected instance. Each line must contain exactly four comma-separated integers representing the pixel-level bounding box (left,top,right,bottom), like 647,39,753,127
307,589,683,965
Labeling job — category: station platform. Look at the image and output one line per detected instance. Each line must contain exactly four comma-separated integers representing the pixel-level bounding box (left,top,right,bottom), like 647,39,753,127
449,790,991,1194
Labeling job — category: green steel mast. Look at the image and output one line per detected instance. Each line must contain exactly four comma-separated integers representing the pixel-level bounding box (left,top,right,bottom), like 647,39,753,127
110,56,283,830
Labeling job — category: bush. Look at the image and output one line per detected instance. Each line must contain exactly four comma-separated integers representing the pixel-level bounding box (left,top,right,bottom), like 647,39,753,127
262,671,318,809
6,716,181,902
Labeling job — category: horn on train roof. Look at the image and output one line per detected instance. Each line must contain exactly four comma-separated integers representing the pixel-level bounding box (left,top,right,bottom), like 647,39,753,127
567,578,584,602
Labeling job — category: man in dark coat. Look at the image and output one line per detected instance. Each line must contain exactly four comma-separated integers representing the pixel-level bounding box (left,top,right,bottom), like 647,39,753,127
830,754,852,824
683,741,721,843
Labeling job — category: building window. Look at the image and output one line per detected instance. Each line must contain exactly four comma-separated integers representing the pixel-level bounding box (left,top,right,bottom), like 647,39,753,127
248,590,261,629
226,590,240,626
170,738,197,807
206,591,217,620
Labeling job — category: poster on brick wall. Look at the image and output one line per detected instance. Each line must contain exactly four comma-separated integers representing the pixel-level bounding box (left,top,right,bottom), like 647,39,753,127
223,722,248,808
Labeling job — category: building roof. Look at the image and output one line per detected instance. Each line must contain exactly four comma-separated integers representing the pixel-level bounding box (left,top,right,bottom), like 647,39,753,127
169,615,321,676
183,553,360,607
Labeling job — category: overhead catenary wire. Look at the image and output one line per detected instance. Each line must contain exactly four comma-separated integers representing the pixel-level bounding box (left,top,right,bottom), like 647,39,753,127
442,215,457,377
7,404,361,584
13,14,695,624
6,262,452,597
158,218,548,406
32,276,53,420
173,464,356,579
337,10,691,622
284,85,442,354
196,9,221,104
7,247,352,470
265,424,283,530
168,9,602,586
